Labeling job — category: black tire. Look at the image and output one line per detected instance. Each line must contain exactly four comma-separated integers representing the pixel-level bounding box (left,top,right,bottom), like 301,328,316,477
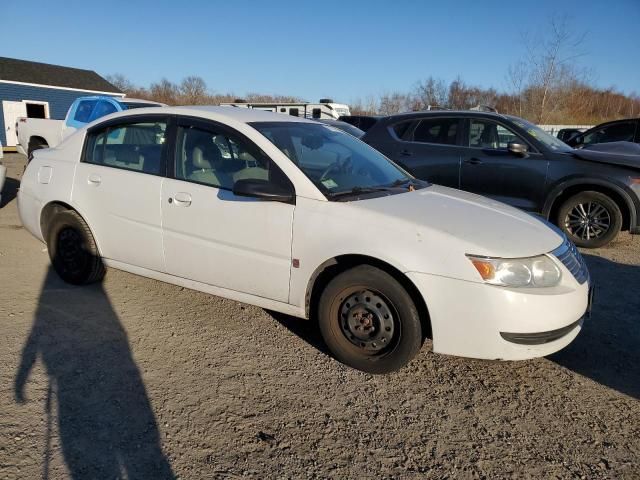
27,138,48,160
46,209,105,285
557,191,622,248
318,265,422,374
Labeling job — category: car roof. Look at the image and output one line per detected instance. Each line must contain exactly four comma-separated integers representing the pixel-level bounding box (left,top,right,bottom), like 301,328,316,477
584,117,640,130
94,105,319,125
117,97,164,105
377,110,509,123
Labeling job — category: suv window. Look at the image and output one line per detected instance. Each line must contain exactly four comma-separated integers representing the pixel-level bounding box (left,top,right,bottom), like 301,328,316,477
175,125,283,191
392,120,413,139
85,120,167,175
468,119,523,149
411,118,459,145
582,122,636,146
74,100,98,123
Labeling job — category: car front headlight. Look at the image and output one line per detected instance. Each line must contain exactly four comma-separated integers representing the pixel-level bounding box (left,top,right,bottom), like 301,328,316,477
467,254,562,288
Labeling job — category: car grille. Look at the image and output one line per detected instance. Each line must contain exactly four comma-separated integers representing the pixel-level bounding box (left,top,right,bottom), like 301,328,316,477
552,239,590,285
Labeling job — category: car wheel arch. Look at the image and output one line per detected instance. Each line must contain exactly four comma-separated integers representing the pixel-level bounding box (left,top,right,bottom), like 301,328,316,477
40,201,104,255
544,179,636,231
305,254,432,340
29,135,48,146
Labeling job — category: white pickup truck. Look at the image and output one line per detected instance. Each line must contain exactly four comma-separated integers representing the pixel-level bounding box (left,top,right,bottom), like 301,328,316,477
16,96,163,158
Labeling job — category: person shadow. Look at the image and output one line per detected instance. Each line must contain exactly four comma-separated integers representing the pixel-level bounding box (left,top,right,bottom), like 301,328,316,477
14,268,175,479
549,253,640,400
1,177,20,207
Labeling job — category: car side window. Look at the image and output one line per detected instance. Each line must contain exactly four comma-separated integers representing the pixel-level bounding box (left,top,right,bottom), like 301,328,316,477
411,118,459,145
85,120,167,175
175,125,283,191
74,100,99,123
90,100,118,122
583,122,635,145
468,120,523,149
392,120,413,139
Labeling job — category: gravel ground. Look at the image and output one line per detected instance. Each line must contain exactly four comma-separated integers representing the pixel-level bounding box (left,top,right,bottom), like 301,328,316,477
0,152,638,479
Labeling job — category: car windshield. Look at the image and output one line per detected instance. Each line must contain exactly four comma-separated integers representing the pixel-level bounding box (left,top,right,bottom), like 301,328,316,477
507,116,573,152
251,122,415,199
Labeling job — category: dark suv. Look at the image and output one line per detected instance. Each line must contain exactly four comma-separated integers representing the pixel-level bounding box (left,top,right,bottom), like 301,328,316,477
362,111,640,248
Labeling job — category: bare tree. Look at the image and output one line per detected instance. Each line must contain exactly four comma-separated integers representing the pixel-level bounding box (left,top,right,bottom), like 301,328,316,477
149,78,179,105
180,76,208,104
105,73,135,93
378,92,411,115
522,15,588,122
412,77,448,110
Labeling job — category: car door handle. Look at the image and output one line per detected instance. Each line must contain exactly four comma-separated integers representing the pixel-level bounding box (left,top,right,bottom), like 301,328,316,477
400,149,413,157
464,158,483,165
171,192,192,207
87,174,102,185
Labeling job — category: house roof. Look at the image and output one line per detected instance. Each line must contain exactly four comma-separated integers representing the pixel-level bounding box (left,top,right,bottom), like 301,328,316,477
0,57,122,93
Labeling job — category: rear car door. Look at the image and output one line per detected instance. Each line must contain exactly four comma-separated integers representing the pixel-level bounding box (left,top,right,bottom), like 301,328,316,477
72,114,168,271
459,118,548,211
160,117,295,302
373,116,464,187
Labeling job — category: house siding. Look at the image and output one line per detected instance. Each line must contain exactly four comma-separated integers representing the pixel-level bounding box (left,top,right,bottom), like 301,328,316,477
0,83,120,145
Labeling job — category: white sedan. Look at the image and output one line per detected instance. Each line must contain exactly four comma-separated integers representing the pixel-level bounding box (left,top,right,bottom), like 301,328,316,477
18,106,591,373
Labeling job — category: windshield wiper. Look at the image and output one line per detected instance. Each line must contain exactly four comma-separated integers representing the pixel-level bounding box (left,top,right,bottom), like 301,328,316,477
327,186,391,199
388,178,429,189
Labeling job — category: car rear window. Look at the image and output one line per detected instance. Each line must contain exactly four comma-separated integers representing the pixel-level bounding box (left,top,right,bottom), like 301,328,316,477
392,121,413,139
412,118,458,145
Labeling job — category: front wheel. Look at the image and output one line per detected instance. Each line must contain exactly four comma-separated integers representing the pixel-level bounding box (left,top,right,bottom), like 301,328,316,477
318,265,423,374
557,191,622,248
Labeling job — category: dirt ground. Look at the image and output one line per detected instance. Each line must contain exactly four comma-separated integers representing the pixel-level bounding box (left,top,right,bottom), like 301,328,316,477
0,152,638,479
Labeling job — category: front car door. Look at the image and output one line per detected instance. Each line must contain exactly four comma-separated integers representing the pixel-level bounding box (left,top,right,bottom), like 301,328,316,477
459,117,548,212
161,117,295,302
378,116,464,188
72,114,169,271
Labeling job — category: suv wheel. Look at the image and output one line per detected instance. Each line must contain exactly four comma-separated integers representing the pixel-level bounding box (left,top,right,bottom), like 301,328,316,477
318,265,423,374
557,191,622,248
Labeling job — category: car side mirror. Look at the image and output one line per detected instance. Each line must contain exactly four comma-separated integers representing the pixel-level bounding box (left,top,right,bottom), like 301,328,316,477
507,142,528,157
233,179,295,204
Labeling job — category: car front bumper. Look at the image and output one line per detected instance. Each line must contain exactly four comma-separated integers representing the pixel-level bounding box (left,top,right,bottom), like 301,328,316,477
407,272,589,360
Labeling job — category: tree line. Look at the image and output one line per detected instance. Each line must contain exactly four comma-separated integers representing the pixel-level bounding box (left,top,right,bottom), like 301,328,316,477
350,76,640,124
105,74,302,108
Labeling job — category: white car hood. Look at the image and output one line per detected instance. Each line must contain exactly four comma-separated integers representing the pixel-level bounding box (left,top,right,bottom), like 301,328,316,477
348,185,564,259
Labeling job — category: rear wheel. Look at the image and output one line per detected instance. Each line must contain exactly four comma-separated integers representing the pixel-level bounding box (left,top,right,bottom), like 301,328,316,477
557,191,622,248
318,265,423,374
46,210,105,285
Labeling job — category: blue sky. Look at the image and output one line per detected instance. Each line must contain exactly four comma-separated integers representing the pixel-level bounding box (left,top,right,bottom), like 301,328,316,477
3,0,639,102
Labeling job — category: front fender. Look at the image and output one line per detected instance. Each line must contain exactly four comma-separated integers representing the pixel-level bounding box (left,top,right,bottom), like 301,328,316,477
543,176,638,228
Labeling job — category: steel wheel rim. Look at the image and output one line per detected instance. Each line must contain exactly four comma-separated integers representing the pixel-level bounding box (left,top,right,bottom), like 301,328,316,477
338,289,396,353
565,201,611,241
